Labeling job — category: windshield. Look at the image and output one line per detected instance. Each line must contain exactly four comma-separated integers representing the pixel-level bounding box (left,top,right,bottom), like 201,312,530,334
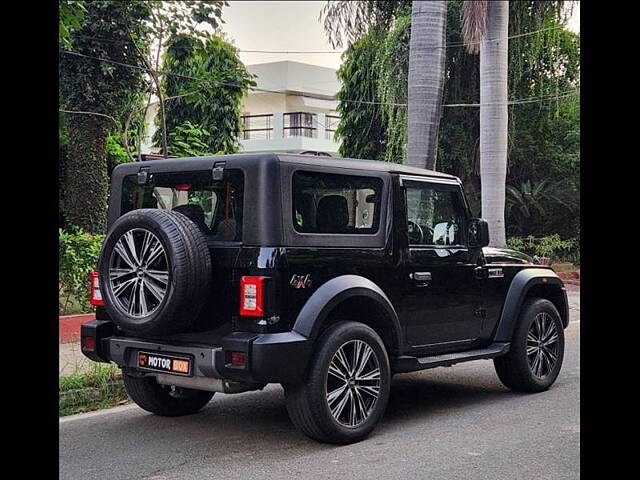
121,169,244,242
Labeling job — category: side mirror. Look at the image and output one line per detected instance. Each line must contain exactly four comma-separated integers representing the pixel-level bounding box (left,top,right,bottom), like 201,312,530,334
468,218,490,247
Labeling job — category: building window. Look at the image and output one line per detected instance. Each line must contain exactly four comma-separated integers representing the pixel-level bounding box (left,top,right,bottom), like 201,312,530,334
325,115,340,140
284,112,317,138
242,114,273,140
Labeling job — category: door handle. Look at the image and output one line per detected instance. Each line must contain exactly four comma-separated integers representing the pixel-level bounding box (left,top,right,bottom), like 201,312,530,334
411,271,432,284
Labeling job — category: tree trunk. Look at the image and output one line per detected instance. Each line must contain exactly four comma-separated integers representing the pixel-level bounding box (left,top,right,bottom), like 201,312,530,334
480,0,508,247
64,115,109,234
407,0,447,170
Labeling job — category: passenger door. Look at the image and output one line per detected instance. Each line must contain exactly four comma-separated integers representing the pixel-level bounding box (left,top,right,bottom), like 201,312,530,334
400,177,482,353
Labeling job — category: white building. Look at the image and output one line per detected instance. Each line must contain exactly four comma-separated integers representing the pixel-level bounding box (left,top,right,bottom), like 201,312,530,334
240,61,341,156
141,61,342,157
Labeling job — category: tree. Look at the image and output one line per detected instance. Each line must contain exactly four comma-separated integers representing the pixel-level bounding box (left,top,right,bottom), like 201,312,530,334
461,0,509,246
59,0,151,233
407,1,447,170
59,0,85,49
158,33,255,155
329,0,579,240
132,1,228,157
322,0,448,170
335,29,387,161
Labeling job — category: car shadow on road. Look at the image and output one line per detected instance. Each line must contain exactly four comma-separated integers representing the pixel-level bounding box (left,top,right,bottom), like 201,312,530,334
104,368,524,460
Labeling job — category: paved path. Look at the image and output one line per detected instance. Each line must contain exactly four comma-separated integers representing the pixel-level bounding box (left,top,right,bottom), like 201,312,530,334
60,341,93,376
60,293,579,480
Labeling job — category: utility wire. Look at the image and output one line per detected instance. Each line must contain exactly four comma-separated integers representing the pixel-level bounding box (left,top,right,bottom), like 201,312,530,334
60,49,579,108
72,25,572,54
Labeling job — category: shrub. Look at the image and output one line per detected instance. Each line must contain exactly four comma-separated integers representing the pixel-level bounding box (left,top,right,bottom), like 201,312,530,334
506,234,578,266
59,227,104,315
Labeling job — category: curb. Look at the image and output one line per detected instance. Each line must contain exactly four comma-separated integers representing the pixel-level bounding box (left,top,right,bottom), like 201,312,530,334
60,313,95,343
557,270,580,287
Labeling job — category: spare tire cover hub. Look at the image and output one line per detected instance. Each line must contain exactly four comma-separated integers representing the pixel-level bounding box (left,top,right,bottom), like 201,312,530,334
108,228,169,318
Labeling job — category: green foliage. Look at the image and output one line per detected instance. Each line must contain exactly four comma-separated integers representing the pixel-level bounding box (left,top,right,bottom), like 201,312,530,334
375,14,411,163
59,227,104,315
168,121,214,157
59,0,86,49
506,234,577,264
335,30,386,161
158,33,255,154
59,1,151,123
59,0,151,233
321,0,412,48
331,0,579,240
505,178,578,236
105,134,132,173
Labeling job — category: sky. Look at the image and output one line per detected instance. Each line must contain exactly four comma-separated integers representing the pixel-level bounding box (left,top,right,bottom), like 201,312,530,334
220,1,580,71
220,1,345,69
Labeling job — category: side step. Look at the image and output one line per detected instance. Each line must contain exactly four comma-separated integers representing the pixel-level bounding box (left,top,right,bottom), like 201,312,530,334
392,342,510,374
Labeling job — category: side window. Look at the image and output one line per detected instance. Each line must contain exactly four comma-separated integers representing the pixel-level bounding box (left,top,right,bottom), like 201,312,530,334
405,182,466,246
292,171,382,234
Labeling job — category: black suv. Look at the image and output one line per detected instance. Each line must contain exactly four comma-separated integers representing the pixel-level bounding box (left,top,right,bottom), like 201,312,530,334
82,153,568,444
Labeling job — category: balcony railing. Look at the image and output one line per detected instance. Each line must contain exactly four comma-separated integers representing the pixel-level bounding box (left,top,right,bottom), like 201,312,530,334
283,112,317,138
325,114,340,140
241,112,340,143
241,114,273,140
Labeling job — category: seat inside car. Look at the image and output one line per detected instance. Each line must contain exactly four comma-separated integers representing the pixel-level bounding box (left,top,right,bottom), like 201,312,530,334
316,195,349,233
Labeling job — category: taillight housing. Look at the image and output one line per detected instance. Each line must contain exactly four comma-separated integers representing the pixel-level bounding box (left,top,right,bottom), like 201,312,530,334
239,276,265,317
90,271,104,306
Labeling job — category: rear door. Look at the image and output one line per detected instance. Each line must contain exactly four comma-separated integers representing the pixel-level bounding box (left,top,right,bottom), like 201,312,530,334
399,177,482,353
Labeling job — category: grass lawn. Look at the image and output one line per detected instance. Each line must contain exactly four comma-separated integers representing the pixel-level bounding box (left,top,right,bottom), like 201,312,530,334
59,362,130,416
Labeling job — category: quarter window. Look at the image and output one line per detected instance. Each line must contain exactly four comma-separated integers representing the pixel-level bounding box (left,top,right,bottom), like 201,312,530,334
292,171,383,234
405,183,466,246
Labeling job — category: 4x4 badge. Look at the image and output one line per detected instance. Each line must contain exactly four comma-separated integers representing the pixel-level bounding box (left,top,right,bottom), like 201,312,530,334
488,268,504,278
290,274,312,289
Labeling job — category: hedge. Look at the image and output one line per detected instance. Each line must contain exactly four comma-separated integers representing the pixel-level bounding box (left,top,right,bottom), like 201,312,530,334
59,227,104,315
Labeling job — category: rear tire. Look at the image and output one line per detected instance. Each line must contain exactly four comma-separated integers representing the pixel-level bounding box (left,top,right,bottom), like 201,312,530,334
494,298,565,392
123,374,214,416
284,321,391,444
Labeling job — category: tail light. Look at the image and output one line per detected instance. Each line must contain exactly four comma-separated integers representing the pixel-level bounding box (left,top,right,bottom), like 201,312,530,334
81,335,96,351
230,351,246,367
89,271,104,306
239,276,265,317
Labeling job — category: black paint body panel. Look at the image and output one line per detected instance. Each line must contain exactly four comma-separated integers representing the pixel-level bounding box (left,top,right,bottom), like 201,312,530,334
91,154,568,384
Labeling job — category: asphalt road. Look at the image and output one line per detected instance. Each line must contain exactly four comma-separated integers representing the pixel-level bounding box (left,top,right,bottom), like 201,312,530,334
60,296,580,480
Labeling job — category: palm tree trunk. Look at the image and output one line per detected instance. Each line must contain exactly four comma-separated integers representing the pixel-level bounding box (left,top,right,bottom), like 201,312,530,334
407,0,447,170
480,0,508,247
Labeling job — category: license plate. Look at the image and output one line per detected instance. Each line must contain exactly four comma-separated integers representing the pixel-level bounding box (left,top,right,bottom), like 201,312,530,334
137,351,193,376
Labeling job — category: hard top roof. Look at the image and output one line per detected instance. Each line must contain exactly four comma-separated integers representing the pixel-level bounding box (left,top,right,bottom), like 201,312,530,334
113,152,458,180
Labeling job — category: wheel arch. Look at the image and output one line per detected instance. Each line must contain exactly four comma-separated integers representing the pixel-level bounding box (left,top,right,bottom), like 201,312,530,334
292,275,403,356
493,268,569,342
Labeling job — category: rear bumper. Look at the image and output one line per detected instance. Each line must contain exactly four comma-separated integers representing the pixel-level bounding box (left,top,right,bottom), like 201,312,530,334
81,320,311,384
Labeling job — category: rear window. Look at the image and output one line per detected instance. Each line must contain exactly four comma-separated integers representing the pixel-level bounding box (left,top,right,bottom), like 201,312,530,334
121,169,244,242
292,171,383,234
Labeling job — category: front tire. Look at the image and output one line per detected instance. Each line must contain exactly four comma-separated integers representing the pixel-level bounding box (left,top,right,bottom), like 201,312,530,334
494,298,565,392
284,321,391,444
123,374,214,416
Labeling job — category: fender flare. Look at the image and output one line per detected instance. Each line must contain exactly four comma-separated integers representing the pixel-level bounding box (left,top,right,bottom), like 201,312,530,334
292,274,404,350
493,268,569,342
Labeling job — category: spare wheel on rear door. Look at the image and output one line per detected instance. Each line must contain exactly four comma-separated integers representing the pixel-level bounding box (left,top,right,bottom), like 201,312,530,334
98,208,212,336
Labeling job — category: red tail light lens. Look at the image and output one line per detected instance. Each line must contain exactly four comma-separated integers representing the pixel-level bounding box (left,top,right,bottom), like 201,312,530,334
230,351,246,367
89,271,104,306
239,276,265,317
81,335,96,351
